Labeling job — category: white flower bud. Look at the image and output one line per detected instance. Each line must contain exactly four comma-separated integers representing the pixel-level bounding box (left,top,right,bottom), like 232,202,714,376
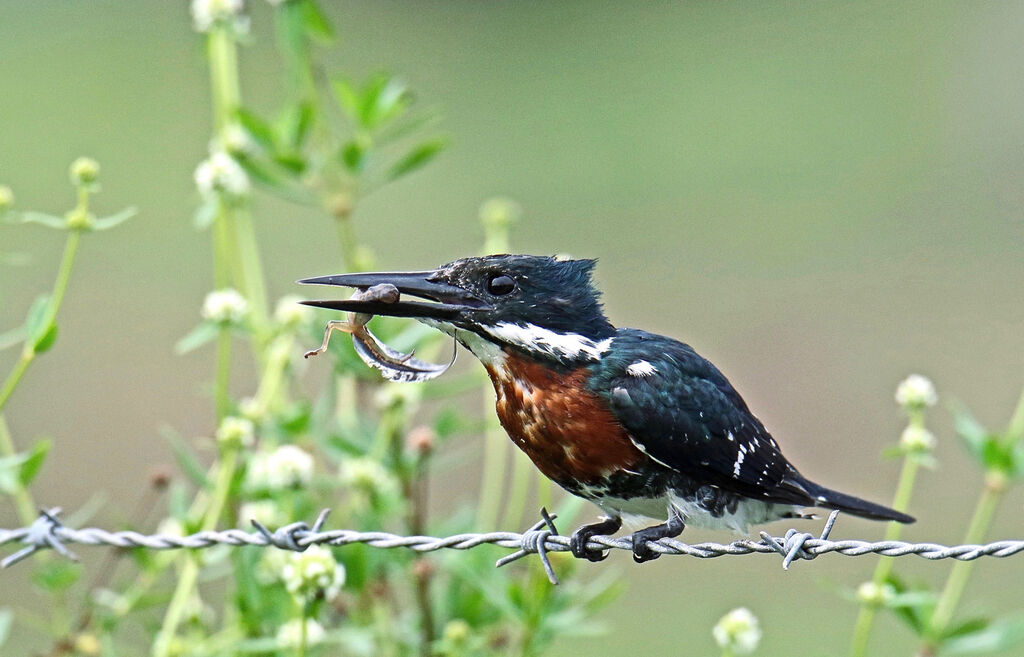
712,607,761,655
216,416,255,448
282,545,344,601
274,294,314,327
190,0,246,33
277,619,326,647
194,150,250,198
69,157,100,186
246,445,315,490
201,288,249,324
899,425,936,454
238,500,286,528
856,581,895,607
338,457,397,497
0,185,14,212
442,619,471,645
895,374,937,411
220,123,255,156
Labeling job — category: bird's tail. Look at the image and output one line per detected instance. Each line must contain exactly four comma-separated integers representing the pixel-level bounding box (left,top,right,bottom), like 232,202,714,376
791,477,915,524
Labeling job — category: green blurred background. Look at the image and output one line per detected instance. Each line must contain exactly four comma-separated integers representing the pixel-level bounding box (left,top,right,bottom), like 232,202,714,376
2,1,1023,655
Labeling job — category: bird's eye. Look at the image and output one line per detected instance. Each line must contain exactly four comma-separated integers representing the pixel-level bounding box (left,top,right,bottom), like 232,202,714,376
486,274,516,296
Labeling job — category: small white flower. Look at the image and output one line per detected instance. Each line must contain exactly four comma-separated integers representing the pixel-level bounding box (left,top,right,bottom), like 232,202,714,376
239,500,286,528
194,150,250,198
216,416,255,448
856,581,895,607
899,425,937,454
339,457,398,497
0,185,13,211
201,288,249,323
274,294,314,327
276,618,326,648
712,607,761,655
895,374,937,411
190,0,246,33
220,123,256,156
246,445,315,490
282,545,345,601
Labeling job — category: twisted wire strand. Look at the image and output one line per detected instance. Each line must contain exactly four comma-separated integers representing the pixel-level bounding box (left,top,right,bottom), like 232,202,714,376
3,508,1023,584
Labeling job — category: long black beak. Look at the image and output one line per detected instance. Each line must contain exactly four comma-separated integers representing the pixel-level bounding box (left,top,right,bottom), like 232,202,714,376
298,271,487,320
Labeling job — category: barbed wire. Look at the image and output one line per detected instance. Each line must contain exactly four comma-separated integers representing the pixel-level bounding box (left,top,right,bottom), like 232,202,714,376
3,507,1024,585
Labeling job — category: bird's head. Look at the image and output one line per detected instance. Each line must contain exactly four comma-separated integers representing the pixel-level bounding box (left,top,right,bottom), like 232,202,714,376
299,254,616,366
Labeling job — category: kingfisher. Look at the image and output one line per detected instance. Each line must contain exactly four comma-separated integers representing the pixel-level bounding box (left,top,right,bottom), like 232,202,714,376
300,255,914,563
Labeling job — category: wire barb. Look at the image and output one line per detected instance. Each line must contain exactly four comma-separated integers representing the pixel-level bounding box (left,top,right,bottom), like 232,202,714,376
1,507,77,568
496,507,561,584
5,507,1024,576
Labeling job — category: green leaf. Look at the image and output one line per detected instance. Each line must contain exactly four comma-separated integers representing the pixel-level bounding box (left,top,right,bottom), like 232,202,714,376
331,79,360,119
162,429,209,488
0,324,27,352
32,322,58,354
944,616,1024,654
91,206,137,231
943,617,991,640
18,211,66,229
386,139,446,181
175,322,220,354
340,140,367,173
18,439,51,487
281,101,315,149
364,76,409,129
23,294,51,341
31,560,82,593
0,609,10,648
0,455,24,493
300,0,333,42
234,108,278,151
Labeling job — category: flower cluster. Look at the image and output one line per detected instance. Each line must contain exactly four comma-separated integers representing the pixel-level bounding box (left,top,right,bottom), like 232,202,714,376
201,289,249,324
712,607,761,655
895,374,938,411
246,444,315,490
190,0,248,34
282,545,345,601
194,150,250,199
216,416,255,448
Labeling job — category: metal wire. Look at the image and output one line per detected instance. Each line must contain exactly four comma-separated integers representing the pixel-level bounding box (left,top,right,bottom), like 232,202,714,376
3,507,1024,585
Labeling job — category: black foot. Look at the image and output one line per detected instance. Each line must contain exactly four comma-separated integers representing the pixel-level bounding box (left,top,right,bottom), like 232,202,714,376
569,517,623,562
631,510,685,563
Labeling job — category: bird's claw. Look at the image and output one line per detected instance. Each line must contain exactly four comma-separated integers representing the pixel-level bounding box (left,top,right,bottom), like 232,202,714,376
569,517,622,562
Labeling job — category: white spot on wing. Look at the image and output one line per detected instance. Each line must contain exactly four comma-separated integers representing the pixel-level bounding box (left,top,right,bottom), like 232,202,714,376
626,360,657,377
733,451,745,477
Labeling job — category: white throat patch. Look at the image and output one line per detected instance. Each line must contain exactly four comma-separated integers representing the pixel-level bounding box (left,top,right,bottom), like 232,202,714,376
481,322,613,361
419,319,506,367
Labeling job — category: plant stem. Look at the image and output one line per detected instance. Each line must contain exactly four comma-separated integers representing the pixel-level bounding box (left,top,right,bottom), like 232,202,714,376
502,452,532,531
0,414,35,523
920,480,1003,652
849,455,920,657
153,446,239,657
476,400,507,531
0,229,81,414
